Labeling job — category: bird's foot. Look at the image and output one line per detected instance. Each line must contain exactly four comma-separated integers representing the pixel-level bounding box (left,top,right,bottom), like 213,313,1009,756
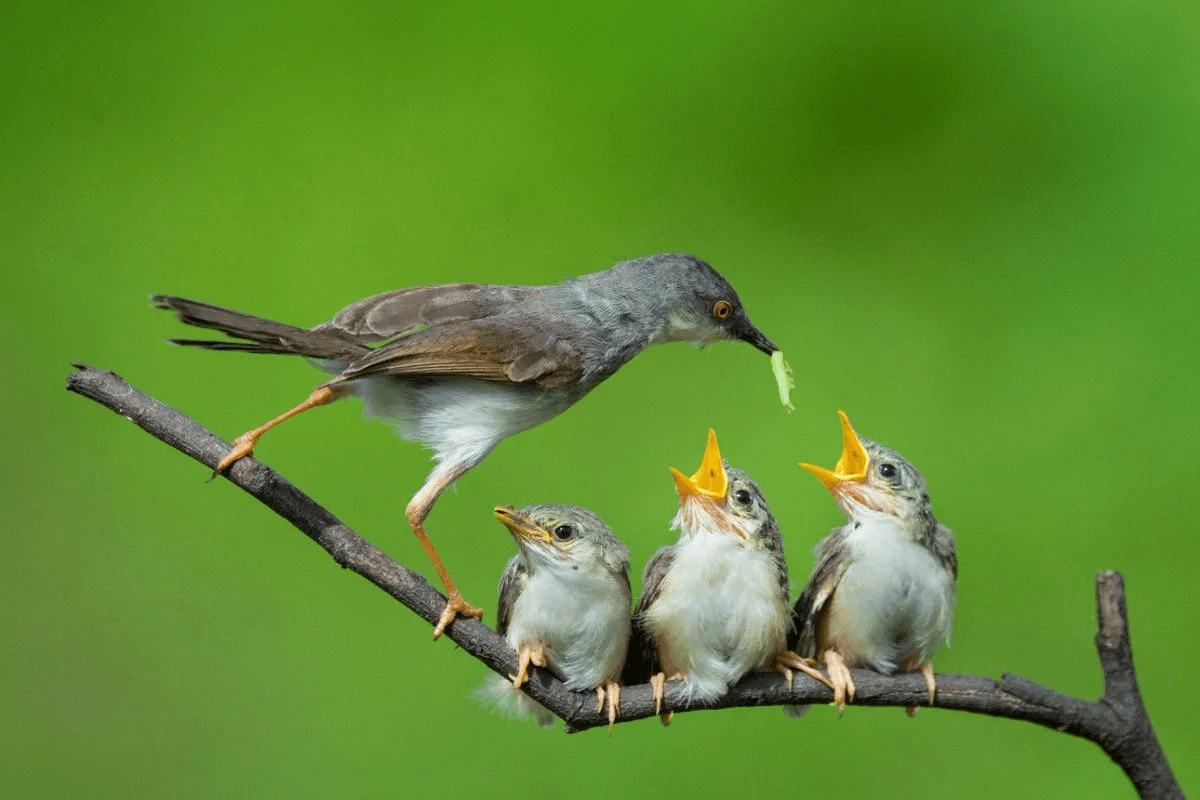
649,672,682,726
213,431,260,477
595,680,621,730
511,641,548,688
906,662,937,716
773,649,834,692
432,591,484,640
649,673,666,716
823,649,856,714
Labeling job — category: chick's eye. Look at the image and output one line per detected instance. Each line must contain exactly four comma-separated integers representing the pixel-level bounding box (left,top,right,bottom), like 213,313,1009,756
712,300,733,320
878,463,898,480
553,524,574,541
734,489,752,505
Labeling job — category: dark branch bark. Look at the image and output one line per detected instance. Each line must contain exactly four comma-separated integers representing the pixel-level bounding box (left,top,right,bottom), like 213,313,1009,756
67,364,1181,798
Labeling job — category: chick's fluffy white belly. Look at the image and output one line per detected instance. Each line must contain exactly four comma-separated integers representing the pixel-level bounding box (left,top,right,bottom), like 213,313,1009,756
506,570,630,691
829,520,955,673
355,376,575,467
646,531,786,702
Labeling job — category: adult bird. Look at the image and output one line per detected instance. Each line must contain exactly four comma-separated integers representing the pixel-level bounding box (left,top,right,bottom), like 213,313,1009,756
793,411,957,713
153,253,777,638
491,504,631,728
631,430,828,722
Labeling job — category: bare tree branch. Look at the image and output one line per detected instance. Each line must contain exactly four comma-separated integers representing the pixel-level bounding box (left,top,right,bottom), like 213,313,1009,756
67,364,1181,798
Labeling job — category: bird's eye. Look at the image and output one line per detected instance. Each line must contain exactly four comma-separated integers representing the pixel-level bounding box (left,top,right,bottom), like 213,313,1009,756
712,300,733,320
734,489,752,505
553,524,574,541
878,463,898,480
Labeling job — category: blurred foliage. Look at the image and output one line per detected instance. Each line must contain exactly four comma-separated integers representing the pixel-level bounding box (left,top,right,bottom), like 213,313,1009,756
3,1,1198,797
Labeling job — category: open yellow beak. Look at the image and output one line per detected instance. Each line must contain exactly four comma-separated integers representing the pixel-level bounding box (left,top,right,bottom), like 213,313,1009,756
494,504,551,543
800,410,870,490
671,429,728,500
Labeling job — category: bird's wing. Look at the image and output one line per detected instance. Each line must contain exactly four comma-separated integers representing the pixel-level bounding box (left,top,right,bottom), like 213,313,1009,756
495,556,528,637
622,546,675,685
930,522,958,582
764,520,790,606
318,284,535,342
791,527,852,657
328,318,586,389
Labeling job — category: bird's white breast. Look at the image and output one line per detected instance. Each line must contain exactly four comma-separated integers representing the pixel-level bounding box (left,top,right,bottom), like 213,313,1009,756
356,376,574,470
505,567,630,691
646,530,787,702
827,517,955,673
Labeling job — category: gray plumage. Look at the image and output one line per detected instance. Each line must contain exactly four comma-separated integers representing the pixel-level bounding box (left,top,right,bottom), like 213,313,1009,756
154,252,775,393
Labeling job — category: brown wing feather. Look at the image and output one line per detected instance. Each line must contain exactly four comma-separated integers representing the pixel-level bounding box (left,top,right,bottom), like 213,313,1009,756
318,284,537,342
330,320,584,389
931,522,958,581
623,546,675,684
496,556,528,637
791,528,852,657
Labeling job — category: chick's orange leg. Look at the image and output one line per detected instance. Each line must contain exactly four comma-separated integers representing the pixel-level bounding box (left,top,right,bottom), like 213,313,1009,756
823,649,856,713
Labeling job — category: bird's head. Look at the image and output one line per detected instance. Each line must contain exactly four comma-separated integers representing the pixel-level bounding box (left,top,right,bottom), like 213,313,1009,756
633,253,777,356
800,411,933,526
494,503,629,578
670,429,775,544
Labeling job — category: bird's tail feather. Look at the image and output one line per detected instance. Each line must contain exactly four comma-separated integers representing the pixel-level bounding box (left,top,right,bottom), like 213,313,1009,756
472,676,556,727
151,295,368,361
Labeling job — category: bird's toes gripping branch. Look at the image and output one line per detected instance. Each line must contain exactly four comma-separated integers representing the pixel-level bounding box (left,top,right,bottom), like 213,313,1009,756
433,592,484,639
905,662,937,717
511,642,547,688
596,680,621,730
774,649,835,692
823,650,856,713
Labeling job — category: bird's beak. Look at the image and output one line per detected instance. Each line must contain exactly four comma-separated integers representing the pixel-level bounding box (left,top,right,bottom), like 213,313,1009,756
671,429,728,500
735,318,778,356
800,411,870,490
494,505,551,544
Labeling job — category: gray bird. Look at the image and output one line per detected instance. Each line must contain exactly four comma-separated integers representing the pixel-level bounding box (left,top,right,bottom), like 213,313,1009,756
153,253,777,639
794,411,957,713
631,430,828,722
492,503,631,728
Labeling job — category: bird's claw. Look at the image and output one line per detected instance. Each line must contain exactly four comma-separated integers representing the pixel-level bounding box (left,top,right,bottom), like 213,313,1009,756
595,680,621,730
823,650,855,714
432,591,483,639
212,432,259,477
907,662,937,716
774,649,834,691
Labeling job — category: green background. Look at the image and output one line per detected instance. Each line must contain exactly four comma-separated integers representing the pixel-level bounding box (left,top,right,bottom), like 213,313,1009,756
5,1,1197,797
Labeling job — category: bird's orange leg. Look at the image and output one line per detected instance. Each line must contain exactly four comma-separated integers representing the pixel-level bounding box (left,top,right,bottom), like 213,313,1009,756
920,662,937,705
595,679,621,730
904,660,937,716
512,641,547,688
213,384,351,476
407,467,484,639
773,649,835,691
649,672,683,726
823,649,856,713
649,673,666,716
